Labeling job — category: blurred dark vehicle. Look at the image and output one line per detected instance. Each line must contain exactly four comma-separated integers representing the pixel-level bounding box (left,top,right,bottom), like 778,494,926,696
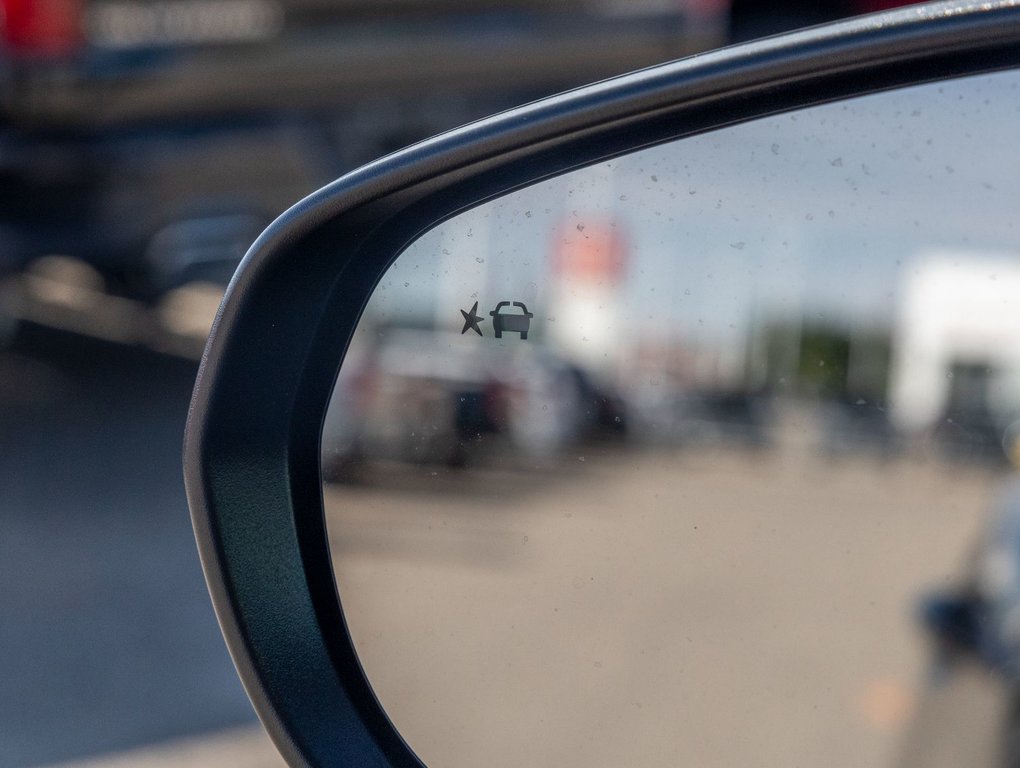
925,363,1016,466
564,363,627,441
0,0,727,301
920,479,1020,767
932,408,1009,465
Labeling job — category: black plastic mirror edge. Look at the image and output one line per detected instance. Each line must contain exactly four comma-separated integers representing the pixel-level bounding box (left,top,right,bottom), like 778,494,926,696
183,2,1020,766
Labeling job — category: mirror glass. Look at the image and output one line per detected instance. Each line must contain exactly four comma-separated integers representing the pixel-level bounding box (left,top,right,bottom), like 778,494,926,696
322,69,1020,768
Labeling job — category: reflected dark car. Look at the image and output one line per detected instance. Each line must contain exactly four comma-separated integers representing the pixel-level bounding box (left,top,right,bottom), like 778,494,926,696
920,479,1020,766
932,407,1011,466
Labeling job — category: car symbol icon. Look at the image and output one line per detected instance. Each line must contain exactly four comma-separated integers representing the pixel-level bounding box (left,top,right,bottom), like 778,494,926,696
489,301,534,339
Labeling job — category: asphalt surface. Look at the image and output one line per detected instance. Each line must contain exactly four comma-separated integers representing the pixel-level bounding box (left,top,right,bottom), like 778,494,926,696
0,326,256,768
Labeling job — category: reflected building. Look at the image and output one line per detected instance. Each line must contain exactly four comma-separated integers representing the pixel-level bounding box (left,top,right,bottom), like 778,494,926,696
890,254,1020,447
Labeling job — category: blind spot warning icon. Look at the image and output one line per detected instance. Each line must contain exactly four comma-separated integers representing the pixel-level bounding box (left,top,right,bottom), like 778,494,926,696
459,301,484,336
490,301,534,340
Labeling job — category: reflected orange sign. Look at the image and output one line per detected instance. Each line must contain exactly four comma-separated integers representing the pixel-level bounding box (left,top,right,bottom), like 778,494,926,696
551,219,627,283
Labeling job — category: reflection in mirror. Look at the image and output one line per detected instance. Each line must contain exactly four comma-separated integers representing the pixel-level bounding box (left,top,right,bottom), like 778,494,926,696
322,70,1020,767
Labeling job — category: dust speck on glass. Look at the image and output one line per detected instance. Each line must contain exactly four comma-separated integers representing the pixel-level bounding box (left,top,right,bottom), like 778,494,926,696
322,70,1020,768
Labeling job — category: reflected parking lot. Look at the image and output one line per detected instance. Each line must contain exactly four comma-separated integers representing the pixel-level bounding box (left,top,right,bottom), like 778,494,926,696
327,446,999,768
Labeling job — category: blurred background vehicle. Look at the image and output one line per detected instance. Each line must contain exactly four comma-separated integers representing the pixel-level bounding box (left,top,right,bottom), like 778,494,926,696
0,0,727,304
322,325,626,480
913,476,1020,768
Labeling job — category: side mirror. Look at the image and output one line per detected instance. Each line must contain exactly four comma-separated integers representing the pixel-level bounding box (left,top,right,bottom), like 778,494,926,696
184,4,1020,766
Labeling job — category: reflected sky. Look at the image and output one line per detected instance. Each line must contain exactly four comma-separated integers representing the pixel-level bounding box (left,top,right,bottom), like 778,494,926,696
370,69,1020,344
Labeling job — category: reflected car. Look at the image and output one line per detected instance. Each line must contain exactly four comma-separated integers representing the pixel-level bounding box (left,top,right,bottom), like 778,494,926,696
321,327,619,478
920,478,1020,766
